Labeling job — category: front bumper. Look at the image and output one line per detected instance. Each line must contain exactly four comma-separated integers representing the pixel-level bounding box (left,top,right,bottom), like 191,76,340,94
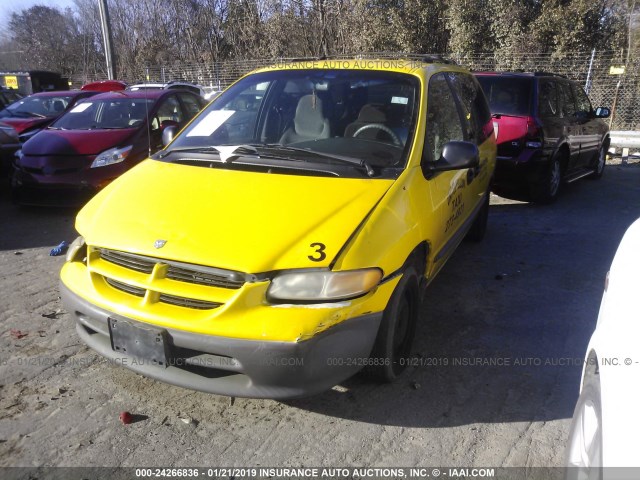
61,282,383,399
12,157,131,206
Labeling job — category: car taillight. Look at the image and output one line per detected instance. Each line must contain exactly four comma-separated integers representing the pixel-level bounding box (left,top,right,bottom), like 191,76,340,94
525,117,543,149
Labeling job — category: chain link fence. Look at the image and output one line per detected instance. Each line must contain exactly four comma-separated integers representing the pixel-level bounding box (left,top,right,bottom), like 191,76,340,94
70,51,640,130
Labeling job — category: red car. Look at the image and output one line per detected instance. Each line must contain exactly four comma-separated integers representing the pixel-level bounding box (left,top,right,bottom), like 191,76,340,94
81,80,127,92
0,90,100,143
12,88,205,206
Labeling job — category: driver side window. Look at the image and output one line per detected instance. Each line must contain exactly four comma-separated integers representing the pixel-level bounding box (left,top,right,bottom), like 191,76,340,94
152,95,184,131
425,73,464,163
572,84,593,116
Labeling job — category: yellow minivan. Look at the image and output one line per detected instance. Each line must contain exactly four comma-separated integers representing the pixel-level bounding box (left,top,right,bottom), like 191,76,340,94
60,58,496,398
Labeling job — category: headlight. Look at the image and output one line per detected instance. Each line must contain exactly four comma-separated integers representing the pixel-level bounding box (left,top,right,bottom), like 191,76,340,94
90,145,132,168
66,236,86,262
14,149,23,163
267,268,382,302
0,124,17,137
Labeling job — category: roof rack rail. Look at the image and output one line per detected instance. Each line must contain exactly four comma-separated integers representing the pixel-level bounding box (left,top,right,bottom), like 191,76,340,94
532,71,568,78
272,52,457,65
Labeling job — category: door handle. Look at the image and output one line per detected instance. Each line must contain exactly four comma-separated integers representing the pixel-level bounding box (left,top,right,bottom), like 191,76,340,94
467,168,475,185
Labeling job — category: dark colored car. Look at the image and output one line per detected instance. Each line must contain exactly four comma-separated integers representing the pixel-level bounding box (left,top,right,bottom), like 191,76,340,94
0,87,22,110
475,72,610,203
0,122,20,173
0,90,100,143
12,89,205,206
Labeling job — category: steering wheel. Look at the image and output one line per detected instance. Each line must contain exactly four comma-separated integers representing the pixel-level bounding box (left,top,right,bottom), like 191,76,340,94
352,123,402,146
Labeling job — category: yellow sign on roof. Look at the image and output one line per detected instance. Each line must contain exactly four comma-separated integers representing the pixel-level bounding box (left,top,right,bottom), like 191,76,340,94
4,75,18,89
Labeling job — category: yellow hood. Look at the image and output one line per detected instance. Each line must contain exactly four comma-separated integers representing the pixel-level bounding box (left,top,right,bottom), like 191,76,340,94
77,160,394,273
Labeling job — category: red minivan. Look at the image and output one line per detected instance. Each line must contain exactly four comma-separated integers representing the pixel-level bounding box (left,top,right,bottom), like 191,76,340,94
475,72,610,203
12,88,205,206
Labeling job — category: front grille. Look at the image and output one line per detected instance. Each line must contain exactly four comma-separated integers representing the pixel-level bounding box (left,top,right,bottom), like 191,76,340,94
105,277,145,297
166,265,244,289
97,248,245,289
158,293,221,310
105,277,221,310
99,249,155,274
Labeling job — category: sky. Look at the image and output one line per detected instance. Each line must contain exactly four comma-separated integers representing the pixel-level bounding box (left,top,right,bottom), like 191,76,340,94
0,0,76,31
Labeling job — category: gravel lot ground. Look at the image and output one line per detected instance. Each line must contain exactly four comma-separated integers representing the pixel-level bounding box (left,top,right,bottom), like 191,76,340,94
1,161,639,469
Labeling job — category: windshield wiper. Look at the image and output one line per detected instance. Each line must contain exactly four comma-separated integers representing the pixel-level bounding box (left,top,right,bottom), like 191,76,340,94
156,145,268,162
156,145,223,159
157,143,375,177
21,111,47,118
259,144,375,177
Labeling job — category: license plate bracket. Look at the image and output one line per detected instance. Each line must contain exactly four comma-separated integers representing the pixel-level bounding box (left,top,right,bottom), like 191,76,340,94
108,317,170,368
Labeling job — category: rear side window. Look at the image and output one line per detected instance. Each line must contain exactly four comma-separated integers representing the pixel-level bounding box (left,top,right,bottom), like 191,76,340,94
572,84,592,116
447,72,492,143
475,75,532,116
425,73,464,163
538,80,558,117
558,82,576,117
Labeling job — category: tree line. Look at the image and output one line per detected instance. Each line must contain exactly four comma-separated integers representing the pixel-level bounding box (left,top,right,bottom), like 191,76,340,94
0,0,637,82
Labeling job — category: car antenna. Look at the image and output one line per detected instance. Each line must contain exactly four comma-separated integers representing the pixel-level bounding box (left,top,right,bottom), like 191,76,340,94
144,89,151,157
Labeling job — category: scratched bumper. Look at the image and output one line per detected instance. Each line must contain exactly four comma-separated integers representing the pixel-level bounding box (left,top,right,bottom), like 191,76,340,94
61,282,382,399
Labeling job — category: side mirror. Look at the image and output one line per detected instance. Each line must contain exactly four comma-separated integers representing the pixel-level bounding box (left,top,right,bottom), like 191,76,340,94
423,141,479,178
575,110,589,121
162,125,178,146
160,119,179,130
594,107,610,118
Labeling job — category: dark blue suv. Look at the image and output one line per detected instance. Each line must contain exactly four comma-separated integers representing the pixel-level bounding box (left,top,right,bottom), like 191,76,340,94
475,72,611,203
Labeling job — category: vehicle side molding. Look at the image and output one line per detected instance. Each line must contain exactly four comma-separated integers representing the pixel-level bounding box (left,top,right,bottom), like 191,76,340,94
422,141,479,179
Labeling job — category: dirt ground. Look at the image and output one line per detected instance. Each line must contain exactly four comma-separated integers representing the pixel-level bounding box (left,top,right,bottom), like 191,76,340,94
1,161,639,469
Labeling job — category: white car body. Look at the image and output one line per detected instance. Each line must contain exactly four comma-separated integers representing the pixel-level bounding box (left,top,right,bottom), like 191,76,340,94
127,82,206,98
567,218,640,474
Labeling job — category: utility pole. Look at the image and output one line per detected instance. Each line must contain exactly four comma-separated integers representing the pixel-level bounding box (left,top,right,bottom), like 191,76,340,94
98,0,116,80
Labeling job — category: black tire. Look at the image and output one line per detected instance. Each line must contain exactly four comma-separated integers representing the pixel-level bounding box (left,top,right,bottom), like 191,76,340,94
465,191,489,242
566,367,603,479
365,266,420,382
530,155,561,204
10,186,22,205
588,144,607,180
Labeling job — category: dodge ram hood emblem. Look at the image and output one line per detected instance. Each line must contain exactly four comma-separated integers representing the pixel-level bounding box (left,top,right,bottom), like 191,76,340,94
154,239,167,249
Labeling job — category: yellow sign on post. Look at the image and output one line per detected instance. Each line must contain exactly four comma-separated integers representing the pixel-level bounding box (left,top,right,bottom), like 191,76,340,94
609,66,626,75
4,75,18,89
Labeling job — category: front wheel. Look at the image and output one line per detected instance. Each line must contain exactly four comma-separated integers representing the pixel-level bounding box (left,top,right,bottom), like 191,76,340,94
365,267,420,382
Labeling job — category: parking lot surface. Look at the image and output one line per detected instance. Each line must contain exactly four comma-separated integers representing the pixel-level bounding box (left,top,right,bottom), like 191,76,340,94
1,163,639,467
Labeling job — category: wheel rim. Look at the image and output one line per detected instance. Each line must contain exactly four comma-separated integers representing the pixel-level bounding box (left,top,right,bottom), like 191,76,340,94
549,160,561,196
596,148,605,174
567,398,601,473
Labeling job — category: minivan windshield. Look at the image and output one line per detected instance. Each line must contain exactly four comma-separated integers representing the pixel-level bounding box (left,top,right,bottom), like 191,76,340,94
476,75,532,116
51,98,154,130
162,69,420,177
0,94,75,119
